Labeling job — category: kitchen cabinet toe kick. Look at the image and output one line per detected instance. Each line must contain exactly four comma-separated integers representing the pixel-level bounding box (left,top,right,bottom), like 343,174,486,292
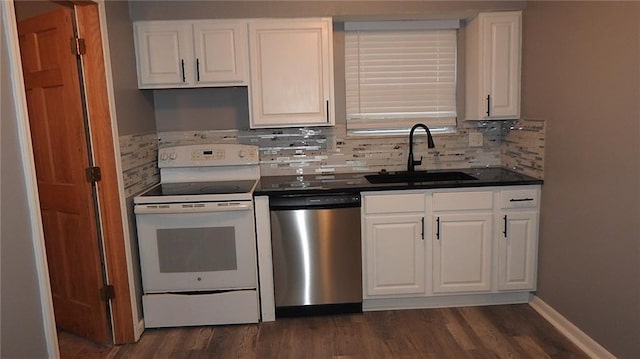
363,292,532,312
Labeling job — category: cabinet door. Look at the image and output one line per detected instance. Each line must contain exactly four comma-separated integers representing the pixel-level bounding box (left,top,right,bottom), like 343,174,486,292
482,12,521,119
193,22,248,85
433,212,492,293
249,19,334,128
497,211,538,291
364,215,425,297
134,21,192,88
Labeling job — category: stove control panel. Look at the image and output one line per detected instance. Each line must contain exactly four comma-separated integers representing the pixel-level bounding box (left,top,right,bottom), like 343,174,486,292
191,149,226,161
158,144,260,167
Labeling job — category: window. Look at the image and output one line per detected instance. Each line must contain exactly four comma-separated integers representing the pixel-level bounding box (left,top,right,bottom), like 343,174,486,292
345,21,459,135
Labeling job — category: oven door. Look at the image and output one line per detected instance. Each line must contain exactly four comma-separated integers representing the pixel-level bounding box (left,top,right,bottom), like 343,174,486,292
135,201,257,293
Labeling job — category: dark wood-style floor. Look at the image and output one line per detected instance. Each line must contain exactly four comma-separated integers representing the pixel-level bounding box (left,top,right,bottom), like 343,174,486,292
59,304,588,358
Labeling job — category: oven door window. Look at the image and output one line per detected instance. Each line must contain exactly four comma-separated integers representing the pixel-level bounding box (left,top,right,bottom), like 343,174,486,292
136,207,257,292
157,227,237,273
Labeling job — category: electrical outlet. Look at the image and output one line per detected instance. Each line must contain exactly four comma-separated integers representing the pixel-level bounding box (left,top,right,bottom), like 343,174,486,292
469,132,483,147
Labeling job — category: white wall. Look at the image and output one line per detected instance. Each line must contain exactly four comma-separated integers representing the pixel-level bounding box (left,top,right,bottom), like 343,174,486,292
522,2,640,357
1,1,53,357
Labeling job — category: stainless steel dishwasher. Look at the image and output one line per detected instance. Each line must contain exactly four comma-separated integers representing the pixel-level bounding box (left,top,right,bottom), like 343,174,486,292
269,192,362,316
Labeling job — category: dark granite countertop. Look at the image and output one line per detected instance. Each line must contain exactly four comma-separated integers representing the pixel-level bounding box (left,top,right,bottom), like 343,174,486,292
255,167,543,197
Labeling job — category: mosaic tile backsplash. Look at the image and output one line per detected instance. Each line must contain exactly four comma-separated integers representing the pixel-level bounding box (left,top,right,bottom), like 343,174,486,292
501,119,545,179
119,133,159,197
119,120,544,195
156,120,545,179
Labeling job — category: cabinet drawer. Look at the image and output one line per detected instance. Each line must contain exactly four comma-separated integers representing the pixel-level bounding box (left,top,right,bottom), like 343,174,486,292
365,193,425,214
501,189,539,208
433,191,493,211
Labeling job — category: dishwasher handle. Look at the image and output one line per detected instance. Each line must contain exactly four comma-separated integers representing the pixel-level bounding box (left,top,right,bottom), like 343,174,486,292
269,192,361,210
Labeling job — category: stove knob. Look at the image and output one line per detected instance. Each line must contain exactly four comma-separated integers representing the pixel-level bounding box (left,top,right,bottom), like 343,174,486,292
238,150,246,158
169,152,177,160
159,152,168,161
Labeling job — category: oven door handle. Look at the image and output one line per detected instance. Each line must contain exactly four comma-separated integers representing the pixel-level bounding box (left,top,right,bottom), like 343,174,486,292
135,202,252,214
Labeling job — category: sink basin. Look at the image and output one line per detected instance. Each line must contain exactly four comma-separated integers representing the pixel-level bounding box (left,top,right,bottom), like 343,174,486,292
365,171,478,184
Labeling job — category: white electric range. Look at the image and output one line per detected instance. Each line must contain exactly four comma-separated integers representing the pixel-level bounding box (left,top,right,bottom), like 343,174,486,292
134,143,261,328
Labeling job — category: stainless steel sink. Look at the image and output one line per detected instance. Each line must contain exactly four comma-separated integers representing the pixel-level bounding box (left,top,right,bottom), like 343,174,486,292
365,171,478,184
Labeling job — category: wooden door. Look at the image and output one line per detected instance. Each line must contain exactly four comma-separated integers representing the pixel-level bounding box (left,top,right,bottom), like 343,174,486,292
18,7,111,344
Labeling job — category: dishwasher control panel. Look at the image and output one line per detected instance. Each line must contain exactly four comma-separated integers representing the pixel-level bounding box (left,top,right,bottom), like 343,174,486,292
269,192,361,210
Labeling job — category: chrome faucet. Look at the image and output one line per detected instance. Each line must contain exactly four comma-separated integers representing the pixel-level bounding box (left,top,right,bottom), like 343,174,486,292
407,123,435,173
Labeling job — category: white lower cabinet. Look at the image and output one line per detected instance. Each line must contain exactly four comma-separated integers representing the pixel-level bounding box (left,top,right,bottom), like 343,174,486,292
364,215,425,296
431,190,494,294
362,185,540,306
432,212,493,293
497,188,540,291
362,192,426,297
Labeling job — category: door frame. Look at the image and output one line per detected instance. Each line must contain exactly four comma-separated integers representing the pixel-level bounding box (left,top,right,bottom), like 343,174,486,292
5,0,140,352
74,1,137,344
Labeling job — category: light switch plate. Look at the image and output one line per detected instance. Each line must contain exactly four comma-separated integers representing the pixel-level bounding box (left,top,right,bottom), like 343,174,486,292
469,132,483,147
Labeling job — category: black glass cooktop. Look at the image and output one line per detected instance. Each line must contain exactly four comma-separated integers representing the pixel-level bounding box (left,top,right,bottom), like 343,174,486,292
142,180,256,197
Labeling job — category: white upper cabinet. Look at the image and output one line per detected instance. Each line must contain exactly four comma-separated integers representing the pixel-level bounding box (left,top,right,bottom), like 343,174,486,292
465,11,522,120
248,18,335,128
134,21,192,88
134,20,248,89
192,22,248,85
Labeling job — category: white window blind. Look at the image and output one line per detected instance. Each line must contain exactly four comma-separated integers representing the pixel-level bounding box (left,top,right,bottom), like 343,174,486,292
345,21,458,134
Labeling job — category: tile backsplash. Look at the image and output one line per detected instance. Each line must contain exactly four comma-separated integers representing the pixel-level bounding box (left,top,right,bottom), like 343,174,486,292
158,120,544,179
121,120,544,194
501,119,545,179
119,132,159,197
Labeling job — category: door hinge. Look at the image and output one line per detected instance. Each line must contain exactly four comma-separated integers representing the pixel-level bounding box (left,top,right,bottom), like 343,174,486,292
100,284,115,302
71,37,86,56
85,166,102,183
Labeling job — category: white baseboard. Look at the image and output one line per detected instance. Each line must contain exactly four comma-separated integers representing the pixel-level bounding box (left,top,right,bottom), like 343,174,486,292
134,318,145,342
528,295,616,359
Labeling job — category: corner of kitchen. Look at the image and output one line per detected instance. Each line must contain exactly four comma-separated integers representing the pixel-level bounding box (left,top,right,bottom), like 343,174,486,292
3,1,639,358
125,9,548,329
